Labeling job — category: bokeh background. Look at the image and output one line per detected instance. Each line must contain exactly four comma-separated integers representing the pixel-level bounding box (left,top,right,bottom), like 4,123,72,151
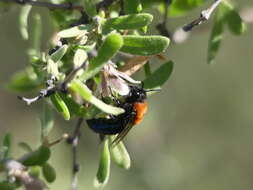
1,1,253,189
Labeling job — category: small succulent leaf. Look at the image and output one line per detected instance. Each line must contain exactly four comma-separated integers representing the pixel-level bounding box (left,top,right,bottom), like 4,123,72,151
2,133,12,158
77,43,96,52
94,139,111,188
50,92,70,120
222,2,246,35
109,136,131,169
42,163,56,183
19,5,32,40
29,166,41,178
57,24,92,38
31,14,42,55
102,13,153,33
40,102,54,139
121,35,170,56
80,33,123,81
69,80,125,115
58,92,88,117
143,61,174,89
47,59,60,78
50,44,68,63
207,8,225,64
20,146,51,166
73,49,87,68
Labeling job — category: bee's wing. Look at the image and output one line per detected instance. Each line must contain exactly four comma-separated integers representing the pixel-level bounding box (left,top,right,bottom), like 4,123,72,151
110,117,134,146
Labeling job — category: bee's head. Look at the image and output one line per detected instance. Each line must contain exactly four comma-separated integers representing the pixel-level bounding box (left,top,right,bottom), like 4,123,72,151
125,86,147,103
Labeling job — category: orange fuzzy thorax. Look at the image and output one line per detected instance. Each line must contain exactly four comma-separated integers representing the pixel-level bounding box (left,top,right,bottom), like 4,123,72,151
133,102,148,125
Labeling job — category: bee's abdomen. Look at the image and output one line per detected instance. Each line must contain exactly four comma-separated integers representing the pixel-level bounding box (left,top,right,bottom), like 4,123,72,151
86,118,125,135
133,102,148,125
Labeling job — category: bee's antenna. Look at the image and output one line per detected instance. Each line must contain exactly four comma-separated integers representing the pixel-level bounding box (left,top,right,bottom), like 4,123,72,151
144,88,161,92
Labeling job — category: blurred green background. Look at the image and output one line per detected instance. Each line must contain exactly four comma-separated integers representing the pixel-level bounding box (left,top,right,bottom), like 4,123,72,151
1,1,253,189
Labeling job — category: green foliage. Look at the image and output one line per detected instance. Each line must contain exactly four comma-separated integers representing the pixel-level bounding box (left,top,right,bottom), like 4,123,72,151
69,80,125,115
19,5,32,40
124,0,142,14
20,146,51,166
2,133,12,159
207,1,246,64
80,32,123,81
121,35,170,56
0,0,248,189
144,61,174,89
102,13,153,33
42,163,57,183
40,103,54,140
109,136,131,169
94,139,111,188
50,92,71,120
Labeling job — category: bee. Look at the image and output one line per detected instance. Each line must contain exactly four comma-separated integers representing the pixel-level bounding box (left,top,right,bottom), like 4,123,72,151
86,86,148,144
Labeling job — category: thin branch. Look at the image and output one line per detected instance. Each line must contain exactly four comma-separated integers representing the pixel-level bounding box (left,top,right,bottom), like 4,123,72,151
18,58,87,105
183,0,223,31
61,60,88,90
48,133,69,147
0,0,84,12
68,118,84,190
18,77,57,105
156,0,172,38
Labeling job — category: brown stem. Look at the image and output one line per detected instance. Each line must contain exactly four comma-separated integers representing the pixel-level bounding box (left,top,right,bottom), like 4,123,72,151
183,0,223,31
69,118,83,190
0,0,84,12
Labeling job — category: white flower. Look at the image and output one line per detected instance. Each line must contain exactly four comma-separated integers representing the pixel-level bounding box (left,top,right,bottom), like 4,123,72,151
5,160,47,190
101,61,141,96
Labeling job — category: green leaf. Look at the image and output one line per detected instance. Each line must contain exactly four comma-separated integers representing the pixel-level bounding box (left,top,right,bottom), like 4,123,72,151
2,133,12,158
30,14,42,55
144,62,151,77
109,136,131,169
50,92,70,120
42,163,56,183
47,59,59,78
222,3,246,35
0,181,16,190
121,35,170,56
102,13,153,33
83,0,97,17
80,33,123,81
57,24,92,38
18,142,33,152
94,139,111,188
29,166,41,178
143,61,174,89
50,44,68,63
124,0,142,14
40,103,54,139
77,43,96,52
69,80,125,115
169,0,205,17
73,49,87,68
58,93,87,117
207,9,225,65
19,5,32,40
20,146,51,166
8,69,39,92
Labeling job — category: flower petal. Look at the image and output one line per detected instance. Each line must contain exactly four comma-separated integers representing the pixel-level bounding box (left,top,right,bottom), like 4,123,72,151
108,77,130,96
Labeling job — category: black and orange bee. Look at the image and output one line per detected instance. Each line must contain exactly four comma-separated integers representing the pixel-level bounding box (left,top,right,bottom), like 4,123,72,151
86,86,148,144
